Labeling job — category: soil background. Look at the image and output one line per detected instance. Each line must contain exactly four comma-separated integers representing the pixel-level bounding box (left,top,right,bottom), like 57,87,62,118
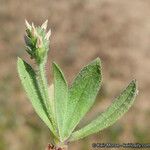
0,0,150,149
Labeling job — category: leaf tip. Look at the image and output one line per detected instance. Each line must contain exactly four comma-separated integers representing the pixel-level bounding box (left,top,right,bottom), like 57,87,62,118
17,57,23,67
52,61,57,68
17,57,21,61
94,57,101,64
130,79,137,89
131,79,138,96
52,61,60,72
17,57,26,68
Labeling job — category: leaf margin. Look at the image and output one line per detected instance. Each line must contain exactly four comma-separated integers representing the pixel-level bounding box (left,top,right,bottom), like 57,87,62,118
69,80,138,141
17,57,57,137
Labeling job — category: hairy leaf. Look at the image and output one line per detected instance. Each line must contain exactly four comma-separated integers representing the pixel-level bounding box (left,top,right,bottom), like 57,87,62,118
17,58,57,136
53,62,68,140
48,84,55,117
63,58,102,140
69,80,137,141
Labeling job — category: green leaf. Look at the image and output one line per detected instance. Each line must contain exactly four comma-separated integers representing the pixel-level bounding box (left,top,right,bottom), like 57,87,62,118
17,57,57,136
52,62,68,140
69,80,137,141
63,58,102,140
48,84,55,117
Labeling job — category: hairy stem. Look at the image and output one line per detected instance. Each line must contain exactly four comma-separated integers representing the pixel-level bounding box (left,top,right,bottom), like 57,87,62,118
38,63,50,113
38,64,50,110
37,63,58,136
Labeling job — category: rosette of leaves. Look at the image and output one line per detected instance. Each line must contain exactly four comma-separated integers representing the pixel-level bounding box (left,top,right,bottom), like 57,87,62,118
17,20,138,150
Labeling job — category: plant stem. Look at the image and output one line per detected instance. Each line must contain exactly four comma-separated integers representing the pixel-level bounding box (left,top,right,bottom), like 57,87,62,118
45,144,68,150
37,63,58,136
38,63,51,117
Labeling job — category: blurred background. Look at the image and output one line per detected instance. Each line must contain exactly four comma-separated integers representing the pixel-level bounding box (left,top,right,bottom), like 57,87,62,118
0,0,150,149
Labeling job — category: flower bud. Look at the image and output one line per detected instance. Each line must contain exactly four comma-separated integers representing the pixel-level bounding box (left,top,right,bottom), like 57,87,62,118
31,23,37,37
41,20,48,30
25,19,31,30
24,20,51,64
45,29,51,40
36,36,43,49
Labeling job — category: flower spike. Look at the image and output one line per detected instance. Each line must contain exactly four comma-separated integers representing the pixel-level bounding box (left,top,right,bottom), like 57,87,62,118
24,20,51,64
